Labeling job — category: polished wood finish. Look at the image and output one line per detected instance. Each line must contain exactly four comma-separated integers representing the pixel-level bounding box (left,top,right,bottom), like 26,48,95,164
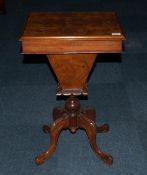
0,0,5,14
20,12,125,54
48,54,96,95
20,12,125,165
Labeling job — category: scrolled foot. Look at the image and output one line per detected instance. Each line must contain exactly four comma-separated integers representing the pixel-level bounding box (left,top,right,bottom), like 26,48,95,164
100,154,113,165
35,116,69,165
96,124,109,133
42,125,50,134
35,153,48,165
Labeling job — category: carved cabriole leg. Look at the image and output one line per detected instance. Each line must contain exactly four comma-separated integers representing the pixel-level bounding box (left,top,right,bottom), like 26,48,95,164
35,96,113,165
35,116,69,165
79,116,113,165
42,107,65,134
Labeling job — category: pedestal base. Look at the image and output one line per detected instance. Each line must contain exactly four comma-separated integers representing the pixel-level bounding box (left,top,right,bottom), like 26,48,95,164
35,96,113,165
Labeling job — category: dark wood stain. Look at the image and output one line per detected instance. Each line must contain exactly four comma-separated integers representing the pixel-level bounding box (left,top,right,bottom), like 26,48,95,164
20,12,125,166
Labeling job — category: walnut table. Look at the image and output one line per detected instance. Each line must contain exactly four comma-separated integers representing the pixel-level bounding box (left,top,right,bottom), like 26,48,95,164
20,12,125,165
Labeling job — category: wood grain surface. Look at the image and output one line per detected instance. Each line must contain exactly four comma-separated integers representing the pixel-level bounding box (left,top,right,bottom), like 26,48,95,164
20,12,125,54
48,54,96,95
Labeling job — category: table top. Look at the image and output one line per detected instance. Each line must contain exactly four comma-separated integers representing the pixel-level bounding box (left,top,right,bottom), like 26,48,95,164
21,12,125,40
20,12,125,54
